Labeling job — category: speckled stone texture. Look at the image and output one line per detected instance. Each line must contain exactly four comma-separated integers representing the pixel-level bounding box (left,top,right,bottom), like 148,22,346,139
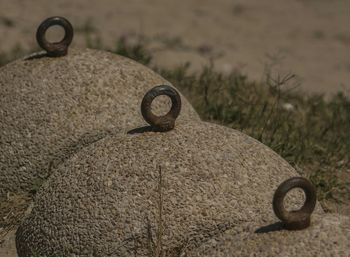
16,121,323,257
186,214,350,257
0,48,199,199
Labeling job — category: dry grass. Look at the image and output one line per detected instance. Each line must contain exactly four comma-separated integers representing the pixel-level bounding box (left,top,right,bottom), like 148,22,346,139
144,166,188,257
0,193,31,242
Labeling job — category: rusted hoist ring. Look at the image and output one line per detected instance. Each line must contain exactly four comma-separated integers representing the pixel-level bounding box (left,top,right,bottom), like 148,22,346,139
141,85,182,132
273,177,317,230
36,16,73,57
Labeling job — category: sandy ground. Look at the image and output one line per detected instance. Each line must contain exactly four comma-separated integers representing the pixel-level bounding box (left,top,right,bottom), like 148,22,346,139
0,0,350,95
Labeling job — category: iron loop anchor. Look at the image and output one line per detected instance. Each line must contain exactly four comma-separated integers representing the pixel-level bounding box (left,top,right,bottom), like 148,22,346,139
141,85,182,132
273,177,317,230
36,16,74,57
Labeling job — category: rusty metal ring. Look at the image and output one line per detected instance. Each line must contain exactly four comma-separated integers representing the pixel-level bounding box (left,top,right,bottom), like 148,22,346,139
36,16,73,57
273,177,317,230
141,85,182,132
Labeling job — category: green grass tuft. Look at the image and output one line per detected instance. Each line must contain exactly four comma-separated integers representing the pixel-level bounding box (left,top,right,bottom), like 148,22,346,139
115,38,349,206
110,37,152,66
157,63,349,204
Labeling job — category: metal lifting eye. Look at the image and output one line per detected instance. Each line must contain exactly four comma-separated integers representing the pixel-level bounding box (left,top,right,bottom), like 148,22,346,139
141,85,182,132
36,16,74,57
273,177,317,230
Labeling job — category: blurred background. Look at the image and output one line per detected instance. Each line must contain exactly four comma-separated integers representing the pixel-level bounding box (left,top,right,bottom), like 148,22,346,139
0,0,350,95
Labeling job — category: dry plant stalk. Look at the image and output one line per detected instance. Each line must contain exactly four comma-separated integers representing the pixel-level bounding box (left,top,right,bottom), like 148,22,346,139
155,165,164,257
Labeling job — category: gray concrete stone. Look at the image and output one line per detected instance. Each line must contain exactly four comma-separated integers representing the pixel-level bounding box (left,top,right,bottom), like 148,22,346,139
16,121,323,257
186,214,350,257
0,48,199,199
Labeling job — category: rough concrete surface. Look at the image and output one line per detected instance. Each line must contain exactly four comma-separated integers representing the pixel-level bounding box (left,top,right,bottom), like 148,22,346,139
187,214,350,257
0,47,199,200
16,121,323,257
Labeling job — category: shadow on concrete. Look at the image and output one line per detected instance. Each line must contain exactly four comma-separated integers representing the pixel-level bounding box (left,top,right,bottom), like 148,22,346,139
255,222,285,234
